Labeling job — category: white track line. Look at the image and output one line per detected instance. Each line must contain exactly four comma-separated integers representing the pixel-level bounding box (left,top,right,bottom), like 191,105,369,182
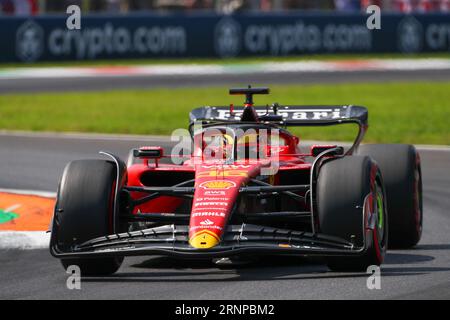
0,188,56,198
0,130,172,142
412,145,450,152
0,231,49,250
3,204,22,213
301,140,450,152
1,59,449,80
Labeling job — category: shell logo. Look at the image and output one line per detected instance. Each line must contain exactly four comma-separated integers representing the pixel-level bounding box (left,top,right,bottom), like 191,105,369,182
199,180,236,190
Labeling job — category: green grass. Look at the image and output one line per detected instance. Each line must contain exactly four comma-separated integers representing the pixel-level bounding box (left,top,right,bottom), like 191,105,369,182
1,82,449,144
1,53,449,69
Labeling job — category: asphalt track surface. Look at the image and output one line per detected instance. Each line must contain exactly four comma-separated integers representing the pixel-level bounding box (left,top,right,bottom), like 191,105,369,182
2,69,450,93
0,132,449,299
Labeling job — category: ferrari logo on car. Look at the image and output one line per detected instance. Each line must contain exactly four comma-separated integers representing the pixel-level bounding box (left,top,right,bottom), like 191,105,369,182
199,180,236,190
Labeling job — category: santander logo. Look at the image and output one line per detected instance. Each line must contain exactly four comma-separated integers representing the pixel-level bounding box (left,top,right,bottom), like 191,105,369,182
200,219,214,226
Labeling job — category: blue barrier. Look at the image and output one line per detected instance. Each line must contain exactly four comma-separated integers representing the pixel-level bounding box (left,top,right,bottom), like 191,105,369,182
0,13,449,62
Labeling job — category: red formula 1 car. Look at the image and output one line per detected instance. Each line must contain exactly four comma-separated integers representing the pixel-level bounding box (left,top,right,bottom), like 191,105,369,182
50,87,423,275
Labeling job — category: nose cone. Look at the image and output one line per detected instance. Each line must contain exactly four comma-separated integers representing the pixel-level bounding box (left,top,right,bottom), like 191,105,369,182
189,162,262,250
189,230,220,249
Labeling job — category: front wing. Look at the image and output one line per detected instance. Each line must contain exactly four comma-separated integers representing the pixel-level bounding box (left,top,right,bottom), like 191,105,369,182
50,224,372,259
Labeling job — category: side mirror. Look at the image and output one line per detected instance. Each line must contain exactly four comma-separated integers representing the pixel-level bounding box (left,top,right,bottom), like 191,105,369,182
133,146,164,167
310,145,344,157
133,146,164,159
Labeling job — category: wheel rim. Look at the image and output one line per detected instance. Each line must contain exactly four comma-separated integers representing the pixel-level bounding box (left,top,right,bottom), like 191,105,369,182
414,165,423,235
377,192,384,232
375,182,387,248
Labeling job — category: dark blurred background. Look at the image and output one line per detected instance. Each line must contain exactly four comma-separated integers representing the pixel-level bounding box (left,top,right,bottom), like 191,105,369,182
1,0,449,15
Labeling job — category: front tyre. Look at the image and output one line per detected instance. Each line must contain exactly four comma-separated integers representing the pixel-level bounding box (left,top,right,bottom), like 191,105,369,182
52,160,124,276
317,156,388,272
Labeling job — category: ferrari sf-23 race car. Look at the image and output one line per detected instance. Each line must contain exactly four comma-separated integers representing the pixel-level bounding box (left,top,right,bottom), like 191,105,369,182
50,86,423,275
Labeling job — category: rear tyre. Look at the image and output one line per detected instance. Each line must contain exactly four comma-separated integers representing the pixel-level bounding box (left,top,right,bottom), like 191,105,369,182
357,144,422,248
317,156,388,272
53,160,124,276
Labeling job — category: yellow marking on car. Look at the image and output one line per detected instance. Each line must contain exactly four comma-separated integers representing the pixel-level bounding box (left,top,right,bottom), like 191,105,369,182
189,230,220,249
197,170,248,178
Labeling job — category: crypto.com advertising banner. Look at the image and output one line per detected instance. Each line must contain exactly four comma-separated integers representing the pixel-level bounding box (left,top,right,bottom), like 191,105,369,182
0,13,449,62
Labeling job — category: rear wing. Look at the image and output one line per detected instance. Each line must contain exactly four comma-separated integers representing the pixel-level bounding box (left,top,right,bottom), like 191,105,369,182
189,105,368,155
189,105,367,127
